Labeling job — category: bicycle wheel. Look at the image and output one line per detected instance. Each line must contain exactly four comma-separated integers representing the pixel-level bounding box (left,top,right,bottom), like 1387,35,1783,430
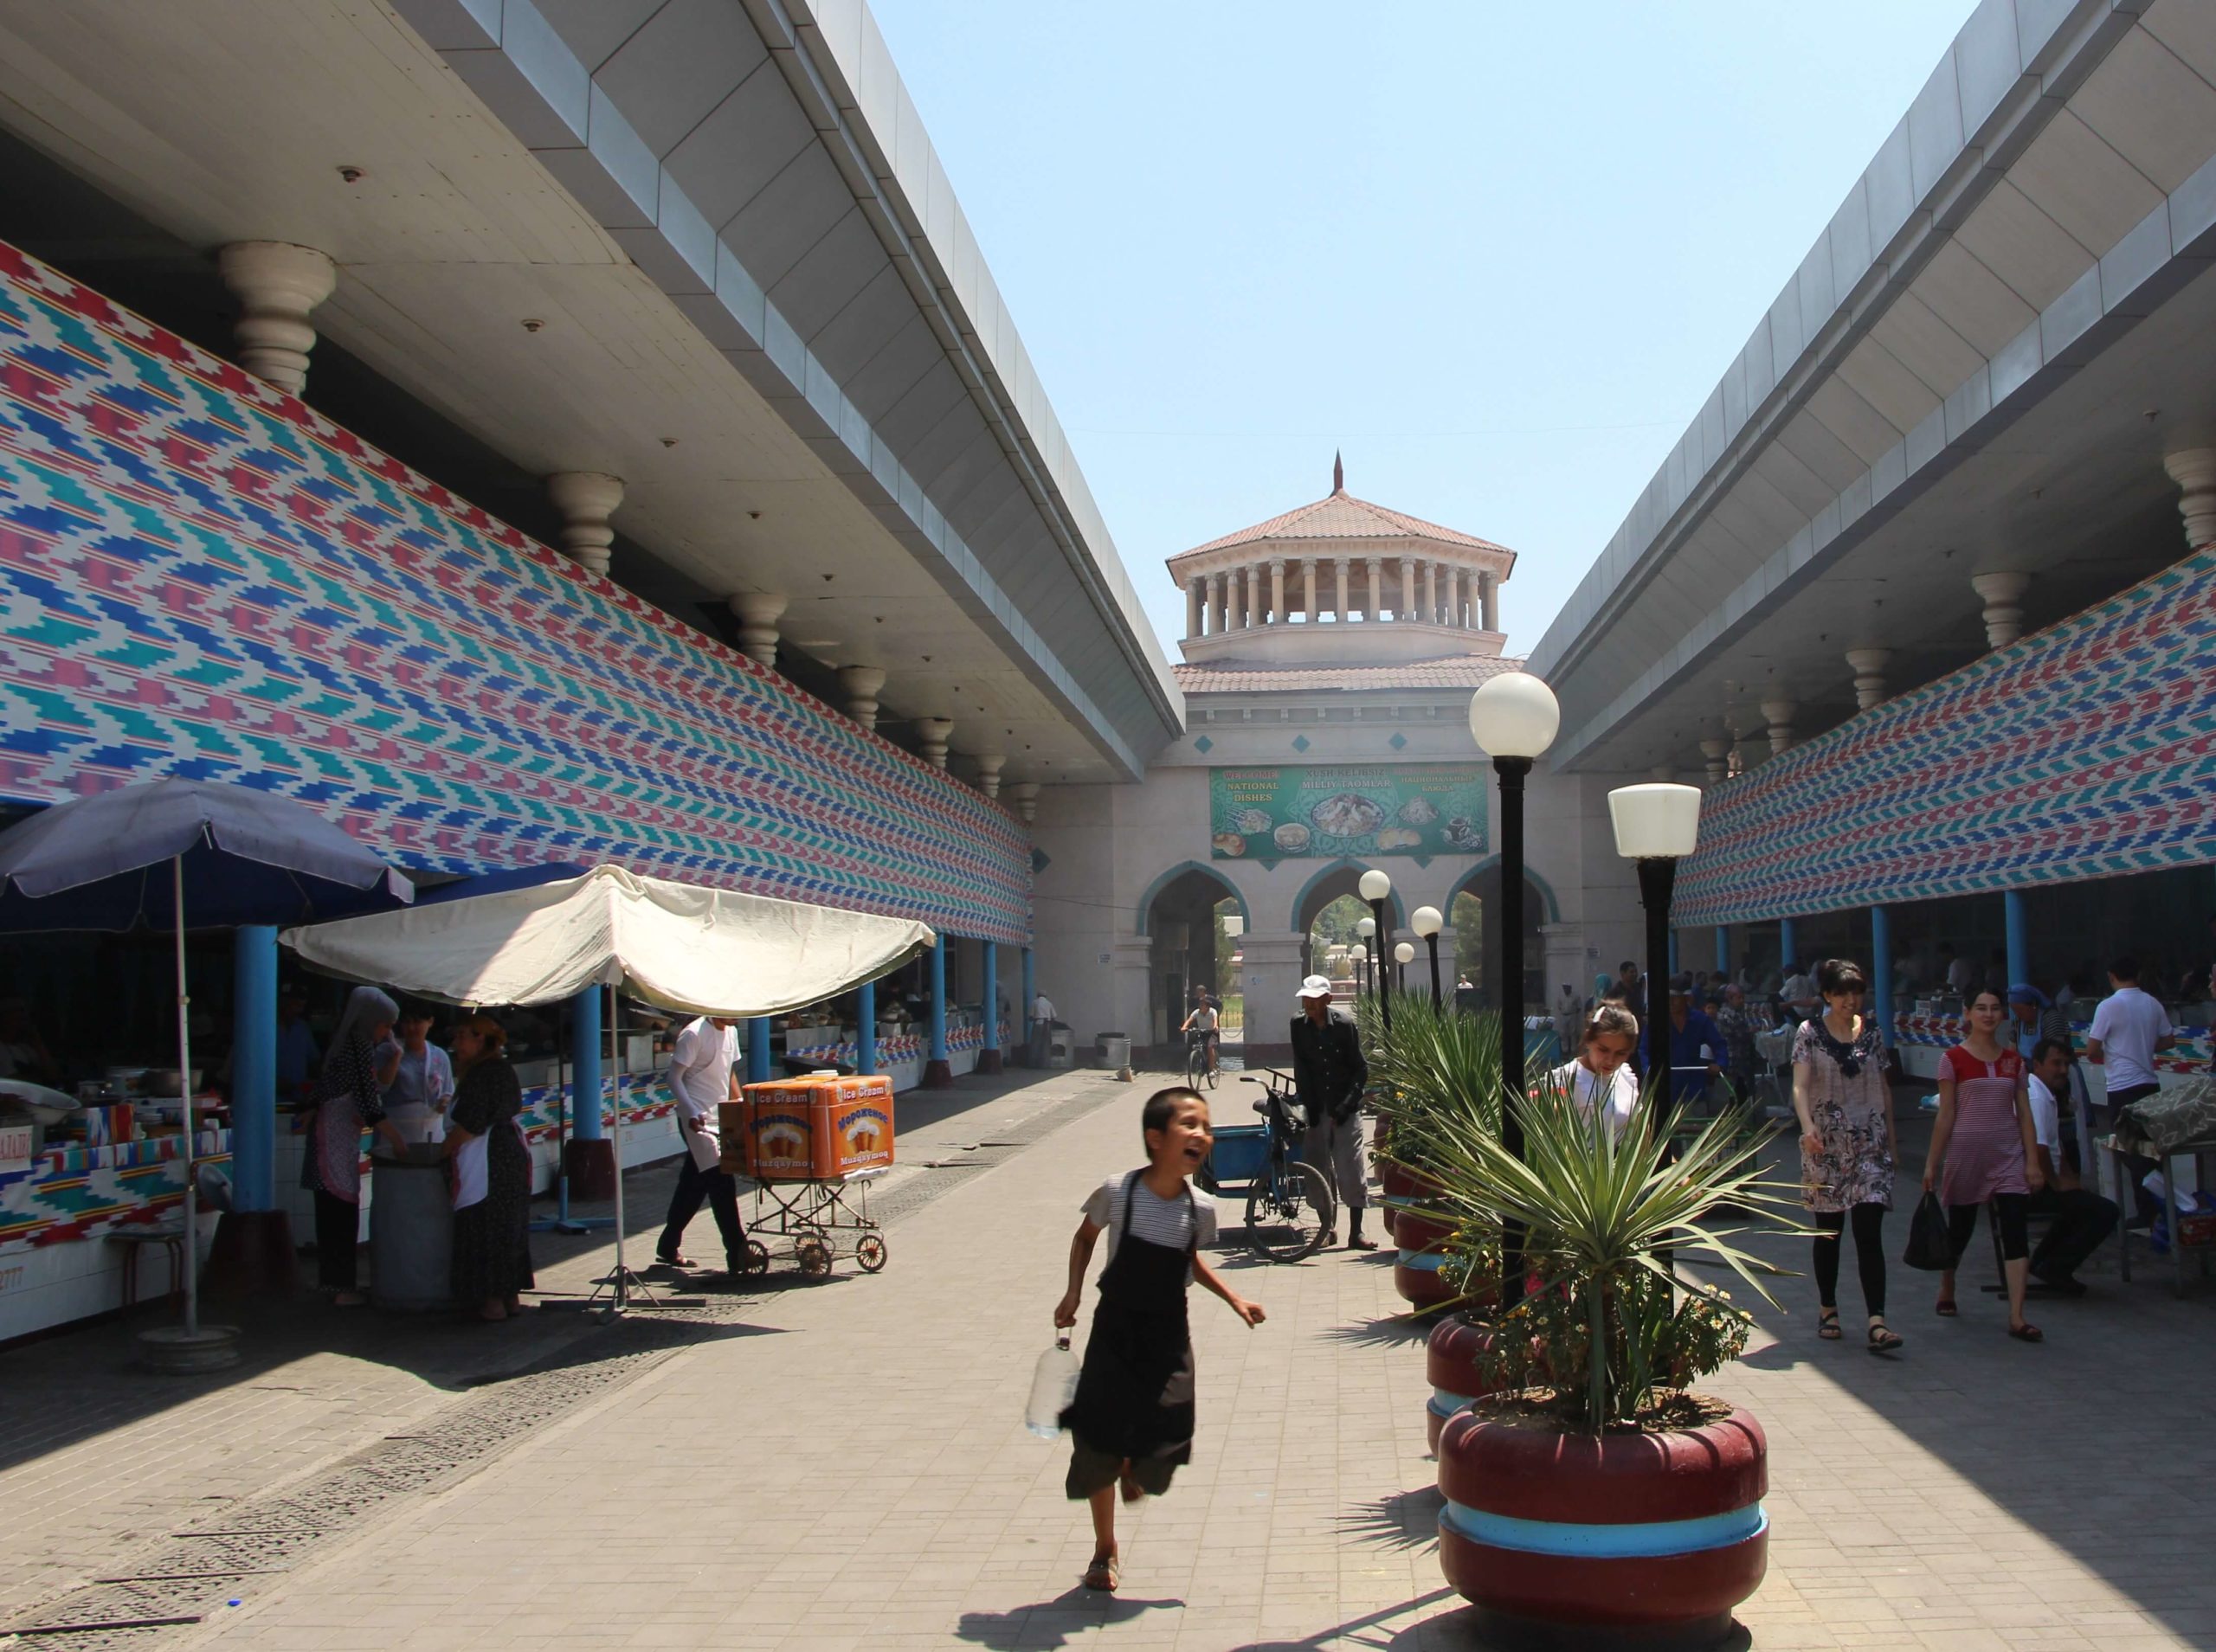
1204,1045,1220,1090
1185,1040,1206,1090
1246,1161,1334,1262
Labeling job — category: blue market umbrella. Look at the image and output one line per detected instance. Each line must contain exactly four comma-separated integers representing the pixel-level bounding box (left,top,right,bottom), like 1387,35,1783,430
0,779,414,1348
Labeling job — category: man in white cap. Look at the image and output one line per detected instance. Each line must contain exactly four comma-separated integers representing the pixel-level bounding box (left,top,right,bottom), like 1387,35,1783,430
1290,974,1373,1249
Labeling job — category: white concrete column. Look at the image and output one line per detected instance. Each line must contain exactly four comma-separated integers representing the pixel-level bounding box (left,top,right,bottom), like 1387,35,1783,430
1760,699,1795,758
2164,448,2216,548
838,665,886,730
972,753,1004,799
1236,933,1306,1056
1208,571,1227,634
1846,647,1891,710
1363,557,1382,622
1240,565,1259,629
544,472,625,577
914,717,954,768
1699,738,1731,785
1301,558,1318,622
1423,561,1439,624
1479,570,1499,632
1268,558,1286,626
1442,566,1461,627
216,241,338,395
1542,922,1587,1011
1008,781,1040,824
1332,557,1349,621
728,591,787,669
1971,572,2030,649
1399,557,1418,620
1186,579,1204,639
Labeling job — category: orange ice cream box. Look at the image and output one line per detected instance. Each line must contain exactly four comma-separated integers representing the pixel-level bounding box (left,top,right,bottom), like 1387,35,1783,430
737,1077,822,1181
811,1075,895,1179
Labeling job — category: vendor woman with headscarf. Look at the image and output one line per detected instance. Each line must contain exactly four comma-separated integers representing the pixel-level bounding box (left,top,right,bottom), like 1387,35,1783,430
300,985,408,1306
442,1011,534,1322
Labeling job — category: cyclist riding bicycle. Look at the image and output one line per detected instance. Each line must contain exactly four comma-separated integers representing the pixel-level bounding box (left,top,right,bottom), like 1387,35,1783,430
1181,988,1221,1077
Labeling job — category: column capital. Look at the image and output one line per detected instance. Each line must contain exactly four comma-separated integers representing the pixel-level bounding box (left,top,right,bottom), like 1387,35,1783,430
971,753,1006,798
216,241,337,394
2164,448,2216,548
1970,571,2029,649
1007,781,1040,823
837,664,886,730
727,590,788,668
1759,699,1795,757
1844,647,1891,710
913,717,954,768
545,472,625,577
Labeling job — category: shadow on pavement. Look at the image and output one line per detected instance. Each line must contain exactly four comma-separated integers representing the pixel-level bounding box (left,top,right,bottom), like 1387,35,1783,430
956,1591,1184,1648
1337,1482,1444,1551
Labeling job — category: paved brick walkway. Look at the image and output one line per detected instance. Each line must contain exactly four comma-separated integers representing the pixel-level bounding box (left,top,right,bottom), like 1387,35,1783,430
10,1070,2215,1649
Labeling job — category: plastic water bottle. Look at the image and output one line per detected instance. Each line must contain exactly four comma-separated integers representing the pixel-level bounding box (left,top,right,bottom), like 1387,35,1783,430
1025,1334,1079,1438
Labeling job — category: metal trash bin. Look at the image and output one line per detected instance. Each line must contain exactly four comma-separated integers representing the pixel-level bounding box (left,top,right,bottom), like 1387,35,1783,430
1097,1033,1131,1070
1046,1027,1075,1069
369,1143,453,1311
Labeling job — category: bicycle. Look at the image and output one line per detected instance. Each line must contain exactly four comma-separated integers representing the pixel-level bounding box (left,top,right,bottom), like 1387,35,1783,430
1183,1028,1221,1090
1194,1067,1333,1262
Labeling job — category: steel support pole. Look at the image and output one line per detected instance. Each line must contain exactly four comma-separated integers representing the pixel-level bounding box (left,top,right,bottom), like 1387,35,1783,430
1426,934,1442,1009
1369,899,1392,1032
1495,755,1530,1308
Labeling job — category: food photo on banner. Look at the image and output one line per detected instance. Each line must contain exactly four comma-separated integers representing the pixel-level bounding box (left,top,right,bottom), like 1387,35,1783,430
1209,765,1489,863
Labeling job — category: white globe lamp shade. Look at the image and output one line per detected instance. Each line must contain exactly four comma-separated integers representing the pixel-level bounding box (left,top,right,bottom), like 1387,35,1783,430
1357,868,1393,903
1468,672,1561,759
1607,782,1704,859
1394,942,1416,964
1411,904,1443,938
1356,916,1376,939
1221,915,1245,937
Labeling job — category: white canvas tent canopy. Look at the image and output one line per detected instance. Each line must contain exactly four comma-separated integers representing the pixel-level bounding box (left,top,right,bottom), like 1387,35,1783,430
280,864,937,1310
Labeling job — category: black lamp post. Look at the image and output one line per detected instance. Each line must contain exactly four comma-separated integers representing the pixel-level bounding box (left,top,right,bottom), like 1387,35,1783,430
1356,916,1377,1015
1607,783,1705,1105
1395,941,1414,994
1360,868,1394,1033
1468,672,1561,1310
1413,904,1444,1007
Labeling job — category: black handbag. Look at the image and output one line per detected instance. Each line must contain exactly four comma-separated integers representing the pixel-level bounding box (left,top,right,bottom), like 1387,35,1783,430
1901,1191,1953,1271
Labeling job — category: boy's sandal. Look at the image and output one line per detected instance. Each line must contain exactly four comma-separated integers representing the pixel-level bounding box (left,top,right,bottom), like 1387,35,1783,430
2008,1321,2044,1343
1817,1308,1841,1340
1867,1321,1904,1353
1082,1554,1119,1592
1934,1295,1957,1316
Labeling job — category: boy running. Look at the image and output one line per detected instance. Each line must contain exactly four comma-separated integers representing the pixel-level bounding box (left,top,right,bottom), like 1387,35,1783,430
1053,1087,1265,1592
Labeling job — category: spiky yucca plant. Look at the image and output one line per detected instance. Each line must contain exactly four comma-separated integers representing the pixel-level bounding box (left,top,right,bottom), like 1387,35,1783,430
1423,1072,1801,1433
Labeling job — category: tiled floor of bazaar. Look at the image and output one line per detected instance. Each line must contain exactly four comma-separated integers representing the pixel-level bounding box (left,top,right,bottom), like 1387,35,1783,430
5,1061,2215,1652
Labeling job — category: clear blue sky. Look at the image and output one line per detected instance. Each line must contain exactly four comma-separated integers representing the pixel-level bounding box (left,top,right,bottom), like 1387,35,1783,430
866,1,1980,659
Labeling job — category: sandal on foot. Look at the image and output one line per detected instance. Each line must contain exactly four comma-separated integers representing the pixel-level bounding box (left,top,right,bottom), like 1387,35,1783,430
1867,1321,1904,1354
2008,1321,2044,1342
1817,1309,1842,1340
1082,1554,1120,1592
1934,1295,1958,1317
655,1253,695,1270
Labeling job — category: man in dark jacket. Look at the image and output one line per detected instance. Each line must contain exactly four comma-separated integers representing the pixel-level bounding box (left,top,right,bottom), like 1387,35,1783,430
1290,974,1373,1250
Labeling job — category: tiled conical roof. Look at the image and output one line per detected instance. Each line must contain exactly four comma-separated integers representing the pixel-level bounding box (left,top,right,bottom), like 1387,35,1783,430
1169,470,1516,568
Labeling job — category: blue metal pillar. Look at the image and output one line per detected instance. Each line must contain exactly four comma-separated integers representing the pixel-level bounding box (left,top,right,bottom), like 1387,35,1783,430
745,1017,772,1083
229,926,277,1212
570,985,603,1141
1871,906,1895,1049
856,980,878,1075
2004,890,2029,989
979,942,1002,1072
1779,917,1798,978
1715,926,1730,979
924,935,953,1086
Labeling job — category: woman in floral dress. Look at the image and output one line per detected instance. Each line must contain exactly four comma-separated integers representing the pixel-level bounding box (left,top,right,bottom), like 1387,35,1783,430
1923,989,2045,1341
1792,958,1904,1353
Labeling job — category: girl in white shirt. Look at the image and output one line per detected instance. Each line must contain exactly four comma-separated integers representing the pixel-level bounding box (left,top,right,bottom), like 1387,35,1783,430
1548,1003,1642,1139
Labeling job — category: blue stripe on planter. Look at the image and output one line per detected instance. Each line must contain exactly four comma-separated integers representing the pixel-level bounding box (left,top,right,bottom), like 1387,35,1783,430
1428,1388,1472,1421
1398,1250,1445,1270
1441,1498,1766,1559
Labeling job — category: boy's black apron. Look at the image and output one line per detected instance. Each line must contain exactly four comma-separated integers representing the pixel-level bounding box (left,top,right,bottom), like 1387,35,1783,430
1061,1171,1197,1467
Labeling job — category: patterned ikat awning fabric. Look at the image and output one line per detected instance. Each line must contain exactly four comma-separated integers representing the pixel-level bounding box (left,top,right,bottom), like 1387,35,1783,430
0,241,1030,944
1676,550,2216,928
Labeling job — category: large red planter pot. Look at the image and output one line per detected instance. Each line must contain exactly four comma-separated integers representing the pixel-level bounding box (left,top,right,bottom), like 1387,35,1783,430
1436,1405,1768,1649
1424,1315,1500,1452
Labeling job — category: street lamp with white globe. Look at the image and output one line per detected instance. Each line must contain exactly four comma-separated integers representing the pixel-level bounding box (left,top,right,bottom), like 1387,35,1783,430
1394,940,1416,994
1607,782,1704,1102
1411,905,1445,1006
1356,915,1377,1001
1467,670,1561,1310
1359,867,1395,1032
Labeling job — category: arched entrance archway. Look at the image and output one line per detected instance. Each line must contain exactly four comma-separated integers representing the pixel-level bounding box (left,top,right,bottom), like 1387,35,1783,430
1140,863,1246,1051
1292,858,1408,980
1449,859,1552,1013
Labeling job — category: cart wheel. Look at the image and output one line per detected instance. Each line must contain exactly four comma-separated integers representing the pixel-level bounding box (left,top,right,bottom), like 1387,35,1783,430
795,1237,833,1278
740,1240,770,1276
855,1232,888,1273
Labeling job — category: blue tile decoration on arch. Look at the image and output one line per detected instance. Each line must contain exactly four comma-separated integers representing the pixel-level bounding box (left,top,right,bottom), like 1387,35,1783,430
1291,735,1310,752
1388,733,1408,750
1193,735,1214,754
1676,547,2216,927
0,239,1032,944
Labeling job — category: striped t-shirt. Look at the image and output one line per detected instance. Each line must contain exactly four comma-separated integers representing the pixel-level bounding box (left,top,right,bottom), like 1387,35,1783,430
1082,1171,1219,1264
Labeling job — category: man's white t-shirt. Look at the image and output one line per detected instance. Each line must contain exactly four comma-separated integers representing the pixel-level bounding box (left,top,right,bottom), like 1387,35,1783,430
1781,973,1816,1006
1189,1005,1220,1033
1549,1058,1639,1139
1082,1172,1219,1273
1033,993,1058,1024
2089,986,2173,1091
1947,955,1976,996
2027,1073,2060,1156
667,1016,738,1122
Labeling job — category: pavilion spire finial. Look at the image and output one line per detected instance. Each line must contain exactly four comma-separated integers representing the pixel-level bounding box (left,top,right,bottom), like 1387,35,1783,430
1332,450,1343,494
